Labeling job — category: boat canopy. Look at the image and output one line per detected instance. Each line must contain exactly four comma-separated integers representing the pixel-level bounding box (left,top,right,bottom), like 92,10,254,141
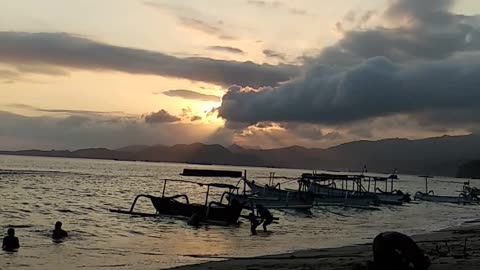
302,173,398,182
181,169,243,178
161,178,239,190
301,173,362,181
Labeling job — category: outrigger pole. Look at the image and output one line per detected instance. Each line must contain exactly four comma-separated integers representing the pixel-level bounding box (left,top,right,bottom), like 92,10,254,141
420,175,433,194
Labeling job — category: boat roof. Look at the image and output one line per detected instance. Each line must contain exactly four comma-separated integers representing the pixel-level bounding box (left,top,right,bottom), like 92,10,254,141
181,168,243,178
301,173,362,181
301,173,398,181
162,178,239,189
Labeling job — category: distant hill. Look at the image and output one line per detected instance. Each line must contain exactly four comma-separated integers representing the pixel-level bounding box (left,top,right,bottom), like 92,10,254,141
1,134,480,177
457,160,480,179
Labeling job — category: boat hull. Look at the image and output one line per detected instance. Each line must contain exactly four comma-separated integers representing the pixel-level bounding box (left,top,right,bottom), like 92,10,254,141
414,192,473,204
150,196,243,224
227,194,313,210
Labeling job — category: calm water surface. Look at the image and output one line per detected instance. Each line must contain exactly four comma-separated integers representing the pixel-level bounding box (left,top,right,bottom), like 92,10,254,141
1,155,479,269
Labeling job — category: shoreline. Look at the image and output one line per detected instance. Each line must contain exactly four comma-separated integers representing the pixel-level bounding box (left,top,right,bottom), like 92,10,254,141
170,220,480,270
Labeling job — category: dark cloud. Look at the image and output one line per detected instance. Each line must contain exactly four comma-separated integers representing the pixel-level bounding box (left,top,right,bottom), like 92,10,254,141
161,89,221,102
263,49,287,61
178,107,204,122
218,0,480,131
206,46,244,54
220,55,480,125
190,115,202,121
331,0,480,62
144,109,180,124
0,32,298,87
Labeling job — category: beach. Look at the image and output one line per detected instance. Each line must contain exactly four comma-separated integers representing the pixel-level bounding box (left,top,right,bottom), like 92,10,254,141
172,221,480,270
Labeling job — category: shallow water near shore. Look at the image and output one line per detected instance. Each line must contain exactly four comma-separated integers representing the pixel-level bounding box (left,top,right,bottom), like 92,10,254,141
1,154,479,270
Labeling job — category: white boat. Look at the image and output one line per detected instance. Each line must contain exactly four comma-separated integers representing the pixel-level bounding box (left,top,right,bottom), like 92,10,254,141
300,173,410,205
226,193,313,210
413,191,473,204
240,174,384,210
235,178,314,209
414,176,478,204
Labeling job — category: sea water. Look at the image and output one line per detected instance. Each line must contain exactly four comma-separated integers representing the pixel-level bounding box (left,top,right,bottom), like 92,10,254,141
1,155,479,269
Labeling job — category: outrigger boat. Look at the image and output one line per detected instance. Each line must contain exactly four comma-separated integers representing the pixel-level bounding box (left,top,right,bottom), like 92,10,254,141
300,172,410,206
231,173,378,210
110,178,244,226
299,173,378,209
226,172,314,210
361,175,411,205
414,176,479,204
227,176,314,210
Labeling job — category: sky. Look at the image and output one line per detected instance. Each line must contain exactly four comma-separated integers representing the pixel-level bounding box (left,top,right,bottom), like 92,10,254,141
1,0,480,150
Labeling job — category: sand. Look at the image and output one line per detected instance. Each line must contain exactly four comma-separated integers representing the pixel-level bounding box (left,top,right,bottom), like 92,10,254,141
170,221,480,270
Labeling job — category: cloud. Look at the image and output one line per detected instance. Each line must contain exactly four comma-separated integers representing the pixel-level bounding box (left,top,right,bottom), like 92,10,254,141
0,70,21,80
57,115,91,127
161,89,221,102
6,103,124,116
206,46,244,54
144,109,180,124
247,0,282,8
179,17,235,40
0,111,223,150
190,115,202,122
289,8,308,16
263,49,287,61
0,32,298,87
217,0,480,133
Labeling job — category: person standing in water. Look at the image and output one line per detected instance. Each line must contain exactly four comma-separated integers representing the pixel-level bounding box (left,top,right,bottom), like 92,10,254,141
247,212,260,235
256,205,273,232
52,221,68,239
2,228,20,251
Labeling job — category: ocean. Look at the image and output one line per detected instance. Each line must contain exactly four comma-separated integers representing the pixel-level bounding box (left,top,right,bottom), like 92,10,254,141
1,155,479,269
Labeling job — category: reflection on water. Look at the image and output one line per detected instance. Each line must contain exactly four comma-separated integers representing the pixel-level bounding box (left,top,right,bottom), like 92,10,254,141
1,155,479,269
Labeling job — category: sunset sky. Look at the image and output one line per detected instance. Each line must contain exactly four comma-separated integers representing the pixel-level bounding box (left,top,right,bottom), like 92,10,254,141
1,0,480,150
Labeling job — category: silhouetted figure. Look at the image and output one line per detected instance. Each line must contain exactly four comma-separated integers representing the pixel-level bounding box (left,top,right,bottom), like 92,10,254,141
2,228,20,251
256,204,273,232
52,221,68,240
187,211,202,227
371,232,430,270
247,212,260,235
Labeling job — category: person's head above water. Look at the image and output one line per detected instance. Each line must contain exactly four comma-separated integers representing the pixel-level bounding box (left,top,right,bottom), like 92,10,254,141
7,228,15,237
55,221,62,230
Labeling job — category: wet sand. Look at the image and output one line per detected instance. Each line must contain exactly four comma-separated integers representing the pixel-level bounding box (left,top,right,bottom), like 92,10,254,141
171,221,480,270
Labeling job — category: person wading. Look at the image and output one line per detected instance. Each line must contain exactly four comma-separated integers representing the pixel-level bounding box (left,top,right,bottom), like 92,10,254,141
256,205,273,232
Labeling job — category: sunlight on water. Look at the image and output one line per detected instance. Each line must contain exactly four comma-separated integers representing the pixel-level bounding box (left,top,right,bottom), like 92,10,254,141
1,155,479,269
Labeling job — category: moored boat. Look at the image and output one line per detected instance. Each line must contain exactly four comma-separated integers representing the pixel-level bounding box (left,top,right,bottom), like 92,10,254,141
414,176,479,205
300,173,410,205
233,177,314,209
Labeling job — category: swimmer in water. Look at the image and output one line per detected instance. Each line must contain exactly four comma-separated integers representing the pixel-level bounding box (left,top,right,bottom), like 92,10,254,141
52,221,68,240
2,228,20,251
